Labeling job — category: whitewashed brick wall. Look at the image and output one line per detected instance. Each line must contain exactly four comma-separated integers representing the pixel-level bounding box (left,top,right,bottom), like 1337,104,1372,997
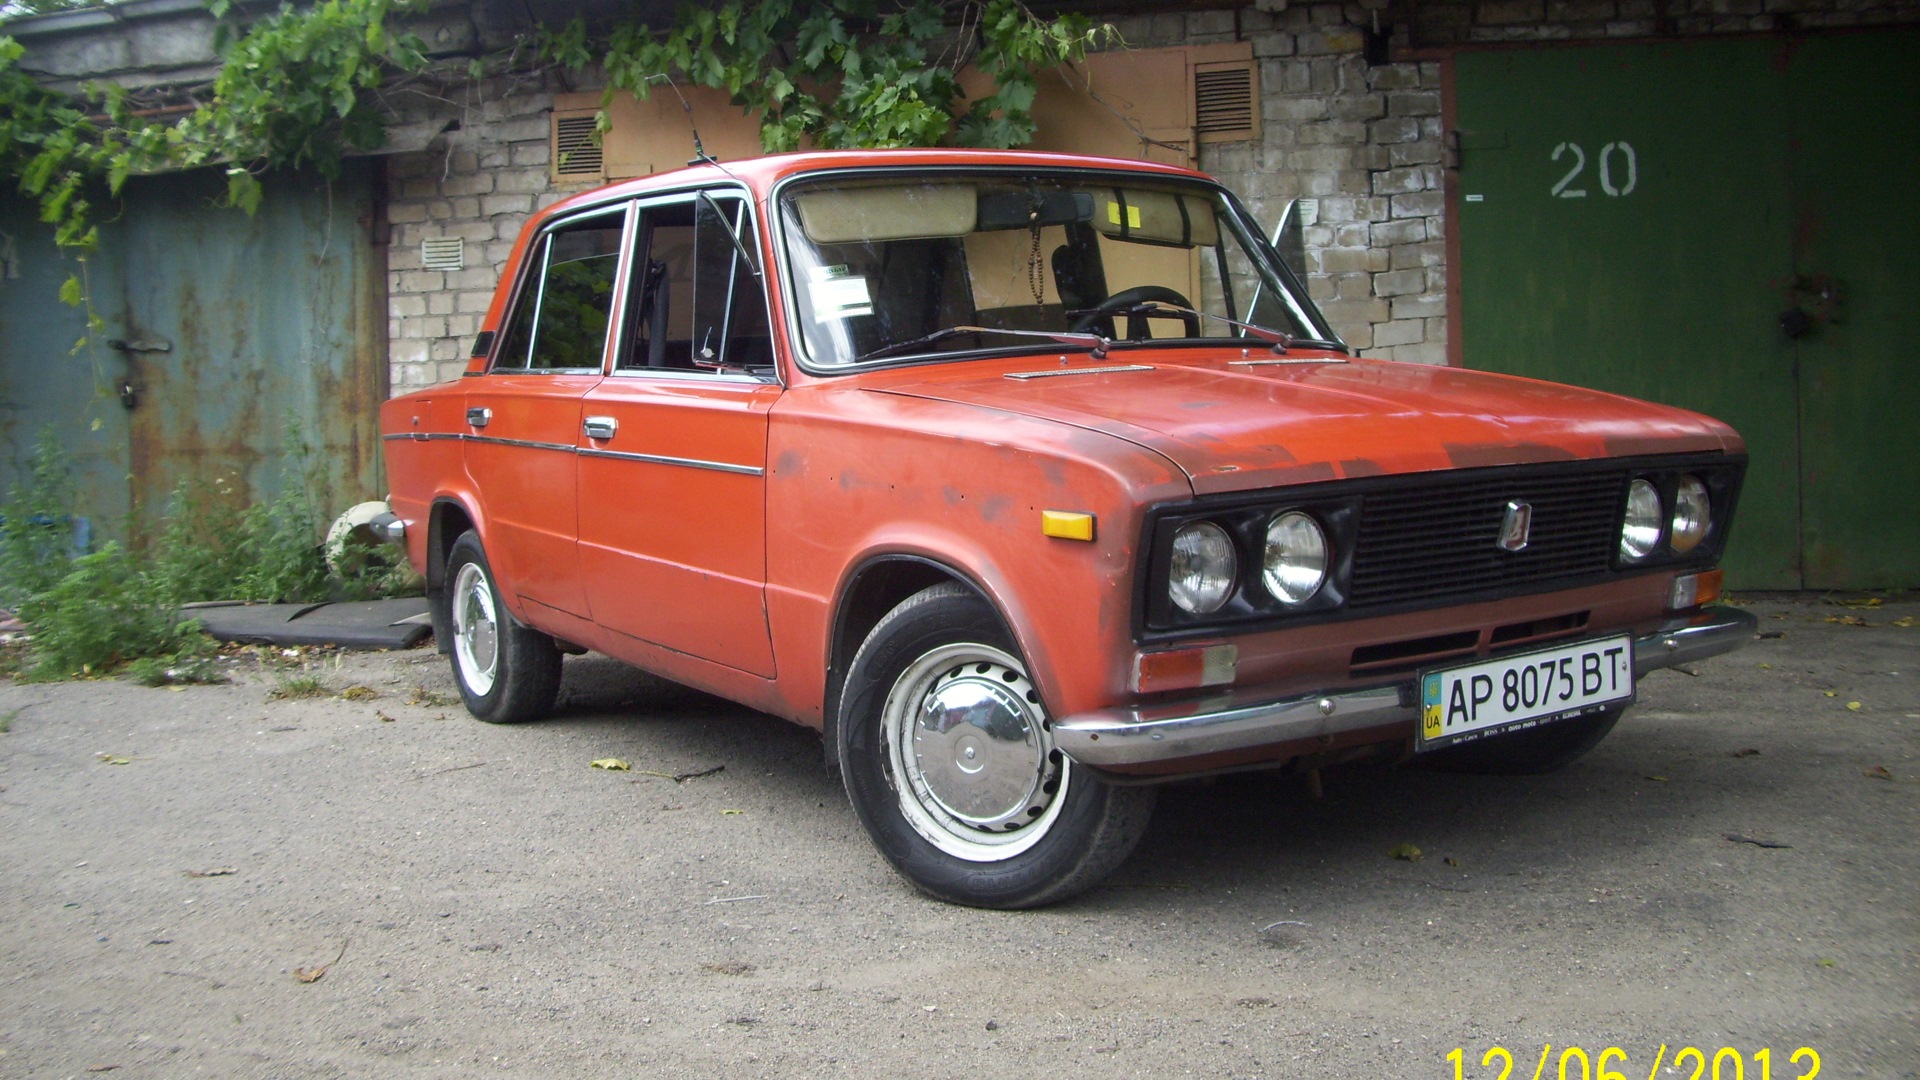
1110,3,1447,362
379,0,1917,390
384,83,569,390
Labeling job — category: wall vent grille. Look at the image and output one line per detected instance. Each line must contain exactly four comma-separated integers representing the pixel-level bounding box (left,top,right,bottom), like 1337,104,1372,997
553,114,604,177
420,237,464,271
1194,61,1258,142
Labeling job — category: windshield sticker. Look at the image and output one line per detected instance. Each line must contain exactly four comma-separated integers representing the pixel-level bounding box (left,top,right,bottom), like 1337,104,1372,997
810,266,873,321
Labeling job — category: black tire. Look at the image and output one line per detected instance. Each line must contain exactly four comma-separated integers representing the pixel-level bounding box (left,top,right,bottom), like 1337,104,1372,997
1418,704,1627,775
836,584,1155,908
444,531,562,724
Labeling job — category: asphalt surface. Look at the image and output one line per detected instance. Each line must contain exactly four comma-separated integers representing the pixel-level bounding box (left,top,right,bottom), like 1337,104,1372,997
0,595,1914,1078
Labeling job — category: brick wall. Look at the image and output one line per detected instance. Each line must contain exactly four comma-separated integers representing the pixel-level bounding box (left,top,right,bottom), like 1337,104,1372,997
379,1,1916,390
1109,4,1449,362
383,82,571,389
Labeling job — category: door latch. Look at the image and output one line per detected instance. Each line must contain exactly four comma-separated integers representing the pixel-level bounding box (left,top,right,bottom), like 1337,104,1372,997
466,406,491,428
583,416,618,440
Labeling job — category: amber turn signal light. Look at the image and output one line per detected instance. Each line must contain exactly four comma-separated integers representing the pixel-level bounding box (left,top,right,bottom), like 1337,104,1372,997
1133,644,1237,694
1668,568,1724,610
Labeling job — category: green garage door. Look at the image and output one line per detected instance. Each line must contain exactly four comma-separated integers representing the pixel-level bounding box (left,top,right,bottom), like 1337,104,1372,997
1453,31,1919,590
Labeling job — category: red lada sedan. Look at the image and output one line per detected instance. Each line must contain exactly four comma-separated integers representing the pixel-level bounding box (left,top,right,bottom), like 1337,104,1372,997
380,149,1752,907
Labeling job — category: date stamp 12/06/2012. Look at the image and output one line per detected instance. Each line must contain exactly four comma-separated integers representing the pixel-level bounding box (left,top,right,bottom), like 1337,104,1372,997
1447,1045,1822,1080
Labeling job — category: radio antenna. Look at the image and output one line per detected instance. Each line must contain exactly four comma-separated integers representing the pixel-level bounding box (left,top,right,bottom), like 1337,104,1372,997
647,73,715,167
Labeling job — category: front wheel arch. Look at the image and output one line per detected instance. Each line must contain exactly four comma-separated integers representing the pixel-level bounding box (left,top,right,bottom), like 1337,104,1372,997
823,556,995,780
836,583,1154,908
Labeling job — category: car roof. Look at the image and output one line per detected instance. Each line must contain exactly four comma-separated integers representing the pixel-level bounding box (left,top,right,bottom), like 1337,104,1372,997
532,147,1218,225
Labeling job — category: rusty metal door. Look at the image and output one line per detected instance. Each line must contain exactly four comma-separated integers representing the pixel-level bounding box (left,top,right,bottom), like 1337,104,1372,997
111,162,386,529
1453,31,1919,589
0,191,136,534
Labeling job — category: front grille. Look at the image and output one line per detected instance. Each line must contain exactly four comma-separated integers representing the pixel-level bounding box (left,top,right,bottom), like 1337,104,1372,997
1347,467,1627,610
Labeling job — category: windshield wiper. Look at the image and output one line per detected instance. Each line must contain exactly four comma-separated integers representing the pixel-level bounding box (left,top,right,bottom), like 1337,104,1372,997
1093,301,1349,356
1082,299,1351,355
852,325,1111,364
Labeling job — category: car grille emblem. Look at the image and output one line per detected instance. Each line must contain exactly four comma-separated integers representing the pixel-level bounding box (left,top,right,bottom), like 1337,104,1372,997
1497,500,1533,552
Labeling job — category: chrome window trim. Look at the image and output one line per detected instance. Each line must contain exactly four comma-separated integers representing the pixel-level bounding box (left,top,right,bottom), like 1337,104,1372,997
609,184,785,385
488,202,631,376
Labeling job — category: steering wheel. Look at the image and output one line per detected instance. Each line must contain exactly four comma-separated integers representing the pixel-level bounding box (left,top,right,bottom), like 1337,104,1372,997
1069,285,1200,340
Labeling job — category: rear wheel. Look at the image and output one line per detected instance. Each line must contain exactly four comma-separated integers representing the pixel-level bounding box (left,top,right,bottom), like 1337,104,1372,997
445,532,562,724
1419,704,1626,775
837,584,1155,908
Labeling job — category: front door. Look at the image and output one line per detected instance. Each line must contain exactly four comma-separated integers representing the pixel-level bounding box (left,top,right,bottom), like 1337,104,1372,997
577,190,779,676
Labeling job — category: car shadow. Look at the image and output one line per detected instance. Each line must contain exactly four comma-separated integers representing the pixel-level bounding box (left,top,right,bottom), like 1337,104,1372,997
503,653,1789,911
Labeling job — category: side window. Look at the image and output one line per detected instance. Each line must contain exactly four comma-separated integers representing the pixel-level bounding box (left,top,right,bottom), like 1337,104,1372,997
493,212,625,373
620,193,771,372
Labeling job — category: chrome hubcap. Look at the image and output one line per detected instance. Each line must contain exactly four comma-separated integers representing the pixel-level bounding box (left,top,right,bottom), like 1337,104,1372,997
883,643,1067,862
451,561,498,697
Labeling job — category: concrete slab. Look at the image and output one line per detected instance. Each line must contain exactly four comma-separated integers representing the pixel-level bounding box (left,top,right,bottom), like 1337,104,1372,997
184,597,432,649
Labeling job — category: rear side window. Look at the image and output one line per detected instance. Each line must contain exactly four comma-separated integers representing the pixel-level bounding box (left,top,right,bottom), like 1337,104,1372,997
493,210,626,372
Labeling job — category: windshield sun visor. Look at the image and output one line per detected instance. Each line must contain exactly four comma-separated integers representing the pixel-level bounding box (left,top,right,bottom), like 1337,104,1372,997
794,184,978,244
1090,189,1219,249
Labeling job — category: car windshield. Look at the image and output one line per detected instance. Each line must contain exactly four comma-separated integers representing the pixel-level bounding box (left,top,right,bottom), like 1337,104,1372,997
777,170,1340,369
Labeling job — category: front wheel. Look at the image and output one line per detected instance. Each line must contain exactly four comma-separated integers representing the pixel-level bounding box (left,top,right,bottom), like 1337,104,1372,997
444,531,562,724
837,584,1155,908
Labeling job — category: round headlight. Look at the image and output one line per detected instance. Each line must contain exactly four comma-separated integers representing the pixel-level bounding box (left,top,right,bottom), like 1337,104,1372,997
1620,478,1663,561
1170,521,1237,614
1670,475,1711,554
1262,511,1327,604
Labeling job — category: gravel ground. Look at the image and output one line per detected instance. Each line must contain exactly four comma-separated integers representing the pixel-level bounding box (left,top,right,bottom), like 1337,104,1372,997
0,595,1914,1078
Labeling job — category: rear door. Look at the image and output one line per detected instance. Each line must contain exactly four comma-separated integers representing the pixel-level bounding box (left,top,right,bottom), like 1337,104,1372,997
462,205,625,618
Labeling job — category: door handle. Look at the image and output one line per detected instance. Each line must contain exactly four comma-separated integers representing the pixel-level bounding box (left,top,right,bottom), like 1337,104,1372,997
466,406,491,428
583,415,618,440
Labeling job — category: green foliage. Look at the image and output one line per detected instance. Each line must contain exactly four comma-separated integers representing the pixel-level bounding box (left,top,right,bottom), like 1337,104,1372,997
235,471,330,605
6,0,1106,316
125,648,227,687
1,431,414,681
1,0,425,281
18,544,202,679
545,0,1115,154
0,0,96,19
269,672,327,699
178,0,428,204
327,526,421,601
0,427,80,610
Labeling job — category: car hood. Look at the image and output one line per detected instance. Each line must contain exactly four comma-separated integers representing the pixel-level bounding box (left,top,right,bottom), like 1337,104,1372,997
864,353,1743,494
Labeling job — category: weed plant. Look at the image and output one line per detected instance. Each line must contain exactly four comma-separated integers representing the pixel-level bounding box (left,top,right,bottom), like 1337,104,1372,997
18,544,202,677
269,673,327,699
0,428,82,611
0,429,420,680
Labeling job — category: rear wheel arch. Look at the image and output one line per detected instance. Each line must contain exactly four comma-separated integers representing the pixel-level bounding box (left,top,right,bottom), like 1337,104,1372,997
427,498,478,654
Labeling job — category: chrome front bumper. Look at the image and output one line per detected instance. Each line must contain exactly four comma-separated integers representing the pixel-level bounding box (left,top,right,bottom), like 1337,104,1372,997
1052,607,1758,770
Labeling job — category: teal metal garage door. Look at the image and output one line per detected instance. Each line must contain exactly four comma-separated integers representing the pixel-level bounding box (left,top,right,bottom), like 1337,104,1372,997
1452,31,1919,590
0,161,385,540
